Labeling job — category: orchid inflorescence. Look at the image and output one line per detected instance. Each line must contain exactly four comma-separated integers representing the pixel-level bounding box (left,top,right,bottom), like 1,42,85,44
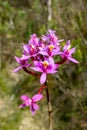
13,30,79,115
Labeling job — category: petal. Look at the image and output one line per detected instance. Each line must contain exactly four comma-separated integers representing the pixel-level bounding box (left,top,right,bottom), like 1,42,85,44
53,64,59,69
32,94,43,102
58,39,64,43
48,29,56,34
68,57,79,63
30,67,42,72
40,73,46,84
33,103,39,111
69,47,76,55
48,57,54,65
34,61,40,66
30,105,35,115
12,66,22,72
19,103,26,108
21,55,30,60
63,40,70,51
47,69,57,74
39,51,48,56
26,99,32,106
30,103,39,115
23,45,29,53
14,56,20,64
20,95,29,101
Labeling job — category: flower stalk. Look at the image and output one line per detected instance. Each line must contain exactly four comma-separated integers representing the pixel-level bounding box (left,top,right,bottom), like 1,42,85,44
45,82,52,130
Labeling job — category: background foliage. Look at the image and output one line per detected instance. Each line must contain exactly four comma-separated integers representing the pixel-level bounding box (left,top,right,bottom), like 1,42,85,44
0,0,87,130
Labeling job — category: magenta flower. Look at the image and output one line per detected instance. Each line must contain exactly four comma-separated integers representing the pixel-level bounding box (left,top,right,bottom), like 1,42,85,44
23,44,38,57
31,57,58,84
22,34,41,58
61,40,79,63
13,55,30,72
28,34,39,46
39,44,61,57
42,29,63,45
19,94,43,115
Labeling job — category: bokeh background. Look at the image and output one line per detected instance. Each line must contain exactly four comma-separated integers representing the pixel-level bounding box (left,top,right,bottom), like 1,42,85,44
0,0,87,130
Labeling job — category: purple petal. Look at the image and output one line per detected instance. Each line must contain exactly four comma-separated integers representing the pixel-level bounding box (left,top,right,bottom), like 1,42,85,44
34,61,40,66
49,57,54,65
40,73,46,84
68,57,79,63
26,99,32,106
33,103,39,111
69,47,76,55
12,66,22,72
30,105,35,115
30,103,39,115
15,56,20,64
32,94,43,102
53,64,59,69
39,51,48,56
21,55,30,60
47,69,57,74
23,45,29,53
42,35,47,41
19,103,26,108
20,95,29,101
30,67,42,72
58,39,64,43
48,29,56,34
63,40,70,51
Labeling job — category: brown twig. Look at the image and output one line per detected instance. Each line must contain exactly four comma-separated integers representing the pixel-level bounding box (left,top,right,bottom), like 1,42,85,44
45,82,52,130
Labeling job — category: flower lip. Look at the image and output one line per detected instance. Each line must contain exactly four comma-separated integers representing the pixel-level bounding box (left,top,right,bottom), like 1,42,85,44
67,45,71,51
42,61,49,69
49,44,54,51
31,44,34,49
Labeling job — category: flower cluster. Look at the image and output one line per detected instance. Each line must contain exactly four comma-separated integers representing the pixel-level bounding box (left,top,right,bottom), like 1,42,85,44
13,30,79,114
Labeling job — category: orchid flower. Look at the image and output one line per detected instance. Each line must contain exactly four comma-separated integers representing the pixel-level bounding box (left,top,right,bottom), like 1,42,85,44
23,34,40,57
23,44,38,57
19,94,43,115
31,57,58,84
28,34,39,46
39,44,61,57
13,55,30,72
61,40,79,63
42,29,63,45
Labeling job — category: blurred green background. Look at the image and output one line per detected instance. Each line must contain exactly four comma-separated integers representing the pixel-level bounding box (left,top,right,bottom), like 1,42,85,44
0,0,87,130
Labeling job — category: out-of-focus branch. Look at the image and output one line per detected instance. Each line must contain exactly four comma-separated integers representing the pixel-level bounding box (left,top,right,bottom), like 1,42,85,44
0,36,1,69
47,0,52,22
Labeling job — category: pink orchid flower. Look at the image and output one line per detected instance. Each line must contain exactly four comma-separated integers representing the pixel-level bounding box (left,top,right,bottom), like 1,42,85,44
19,94,43,115
28,34,39,46
13,55,30,72
61,40,79,63
42,29,63,45
39,44,61,57
31,57,58,84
